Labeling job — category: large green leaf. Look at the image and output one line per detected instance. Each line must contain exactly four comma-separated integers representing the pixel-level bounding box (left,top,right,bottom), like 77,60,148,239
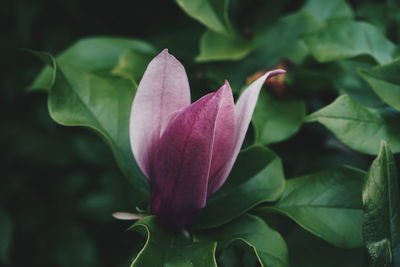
331,60,385,108
199,0,358,86
0,209,12,264
359,58,400,111
198,214,289,267
355,2,400,37
301,0,354,21
33,52,149,204
362,142,400,266
253,0,356,67
195,145,285,228
111,49,154,86
253,90,306,144
130,216,217,267
29,37,156,91
196,30,253,62
198,9,322,88
256,166,365,248
296,60,384,107
176,0,256,62
176,0,233,36
304,21,396,64
305,94,400,155
254,11,322,66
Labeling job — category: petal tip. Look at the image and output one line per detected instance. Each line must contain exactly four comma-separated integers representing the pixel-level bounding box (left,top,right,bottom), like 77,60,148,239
219,80,232,93
268,69,286,78
156,48,185,70
223,80,231,88
157,48,172,59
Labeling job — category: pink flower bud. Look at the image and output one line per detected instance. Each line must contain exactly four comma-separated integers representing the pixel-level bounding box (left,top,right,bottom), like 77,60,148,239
130,49,285,230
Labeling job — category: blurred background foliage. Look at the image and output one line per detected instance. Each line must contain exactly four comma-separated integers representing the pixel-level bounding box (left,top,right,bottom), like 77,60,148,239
2,0,400,266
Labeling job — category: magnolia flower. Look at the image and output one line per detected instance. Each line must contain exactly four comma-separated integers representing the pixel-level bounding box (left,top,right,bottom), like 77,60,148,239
129,49,285,231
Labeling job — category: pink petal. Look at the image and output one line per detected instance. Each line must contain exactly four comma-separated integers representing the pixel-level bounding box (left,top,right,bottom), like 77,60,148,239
214,69,286,188
129,49,191,178
150,88,225,230
207,81,236,195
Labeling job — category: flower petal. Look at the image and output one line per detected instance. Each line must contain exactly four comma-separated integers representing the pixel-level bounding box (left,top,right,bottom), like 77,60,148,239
207,81,236,195
112,212,145,220
214,69,286,188
129,49,191,178
150,88,225,230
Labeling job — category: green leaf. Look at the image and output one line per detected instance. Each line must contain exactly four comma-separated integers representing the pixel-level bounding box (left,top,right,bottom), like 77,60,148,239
359,58,400,111
29,37,156,91
254,11,323,65
290,60,385,107
355,2,400,35
330,60,385,108
176,0,233,36
196,30,253,62
253,90,306,144
301,0,354,21
0,209,12,263
256,166,366,248
200,0,355,86
254,0,356,67
304,21,396,64
197,9,321,87
111,49,154,85
362,141,400,266
305,94,400,155
130,216,217,267
196,145,285,228
198,214,289,267
33,52,149,204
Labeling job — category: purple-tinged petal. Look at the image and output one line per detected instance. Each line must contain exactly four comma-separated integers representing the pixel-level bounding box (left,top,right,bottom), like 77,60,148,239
129,49,191,178
207,81,236,195
213,69,286,189
150,88,225,230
